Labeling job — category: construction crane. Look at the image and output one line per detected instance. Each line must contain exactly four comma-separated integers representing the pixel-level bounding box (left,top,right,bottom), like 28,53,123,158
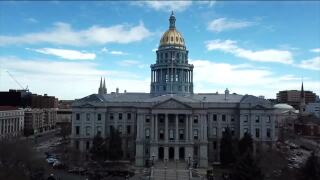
5,70,29,91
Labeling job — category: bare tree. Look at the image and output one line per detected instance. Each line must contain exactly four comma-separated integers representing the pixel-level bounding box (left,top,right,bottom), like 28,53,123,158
0,138,45,180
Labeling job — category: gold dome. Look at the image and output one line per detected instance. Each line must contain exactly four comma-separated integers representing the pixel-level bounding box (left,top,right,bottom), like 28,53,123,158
159,12,186,47
160,29,185,47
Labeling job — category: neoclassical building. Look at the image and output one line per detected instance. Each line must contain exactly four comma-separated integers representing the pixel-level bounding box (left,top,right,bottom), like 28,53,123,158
71,13,276,168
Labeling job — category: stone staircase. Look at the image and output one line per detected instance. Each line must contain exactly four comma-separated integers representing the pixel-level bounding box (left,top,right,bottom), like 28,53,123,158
152,161,190,180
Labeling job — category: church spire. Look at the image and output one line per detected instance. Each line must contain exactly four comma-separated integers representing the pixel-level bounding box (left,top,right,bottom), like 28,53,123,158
103,78,107,94
300,81,306,114
300,81,304,98
99,77,102,89
169,11,176,29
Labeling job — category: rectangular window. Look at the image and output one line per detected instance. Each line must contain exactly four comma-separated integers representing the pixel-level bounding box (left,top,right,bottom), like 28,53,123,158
146,115,150,123
213,114,217,121
110,126,114,134
255,128,260,138
75,140,79,150
159,115,164,123
145,128,150,139
119,113,122,120
212,127,217,136
267,128,271,138
231,115,235,122
86,141,90,150
97,114,101,121
244,128,248,135
255,115,260,123
97,126,102,135
179,129,184,140
118,125,122,135
127,113,131,120
244,115,248,123
169,129,174,140
266,116,271,123
222,114,226,121
110,113,114,120
193,129,198,140
231,128,235,136
76,126,80,135
193,116,198,124
76,113,80,120
86,113,90,121
159,129,164,140
86,126,91,136
213,141,217,150
127,125,131,134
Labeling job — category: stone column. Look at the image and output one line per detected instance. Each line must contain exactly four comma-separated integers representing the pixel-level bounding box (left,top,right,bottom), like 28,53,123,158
175,146,179,161
151,70,153,83
164,146,169,160
175,114,179,142
204,115,208,141
185,115,188,141
135,113,144,166
151,114,155,141
155,114,158,142
165,114,168,142
189,115,193,141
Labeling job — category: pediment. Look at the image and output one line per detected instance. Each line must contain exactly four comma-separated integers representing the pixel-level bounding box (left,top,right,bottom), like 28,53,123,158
153,98,191,109
79,103,95,108
252,104,266,109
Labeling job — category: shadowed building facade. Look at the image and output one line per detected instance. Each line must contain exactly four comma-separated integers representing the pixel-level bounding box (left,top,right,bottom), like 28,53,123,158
71,13,277,168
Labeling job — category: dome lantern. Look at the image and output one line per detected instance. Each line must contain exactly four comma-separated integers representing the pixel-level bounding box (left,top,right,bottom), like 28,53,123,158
169,11,176,29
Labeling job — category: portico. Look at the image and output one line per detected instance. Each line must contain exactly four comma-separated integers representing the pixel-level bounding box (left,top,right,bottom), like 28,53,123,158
149,111,194,162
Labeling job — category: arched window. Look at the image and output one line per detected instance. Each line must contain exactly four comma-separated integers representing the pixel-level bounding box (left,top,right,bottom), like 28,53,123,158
176,37,178,41
166,37,168,42
171,37,173,41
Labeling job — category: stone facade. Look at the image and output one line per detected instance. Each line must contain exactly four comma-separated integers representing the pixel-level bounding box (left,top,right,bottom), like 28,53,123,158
71,13,277,168
0,106,24,139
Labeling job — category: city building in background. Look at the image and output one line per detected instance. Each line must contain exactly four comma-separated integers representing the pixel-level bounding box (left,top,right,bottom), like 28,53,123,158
71,13,277,167
0,106,24,139
277,89,317,110
306,103,320,118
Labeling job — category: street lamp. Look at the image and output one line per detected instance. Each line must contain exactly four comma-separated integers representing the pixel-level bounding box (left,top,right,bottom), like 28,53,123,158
152,152,155,166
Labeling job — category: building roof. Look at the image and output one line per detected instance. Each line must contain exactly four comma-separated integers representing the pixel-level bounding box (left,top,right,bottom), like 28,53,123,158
73,92,263,104
0,106,19,111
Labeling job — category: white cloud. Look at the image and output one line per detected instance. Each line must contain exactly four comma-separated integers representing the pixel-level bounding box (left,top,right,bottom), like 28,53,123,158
100,47,128,55
208,18,254,32
0,22,152,46
190,59,320,98
310,48,320,53
26,18,38,23
29,48,96,60
118,60,147,68
0,56,148,99
133,1,192,12
206,39,294,64
297,57,320,71
110,51,126,55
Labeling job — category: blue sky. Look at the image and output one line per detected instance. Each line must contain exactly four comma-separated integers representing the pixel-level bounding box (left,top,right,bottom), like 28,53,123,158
0,1,319,100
